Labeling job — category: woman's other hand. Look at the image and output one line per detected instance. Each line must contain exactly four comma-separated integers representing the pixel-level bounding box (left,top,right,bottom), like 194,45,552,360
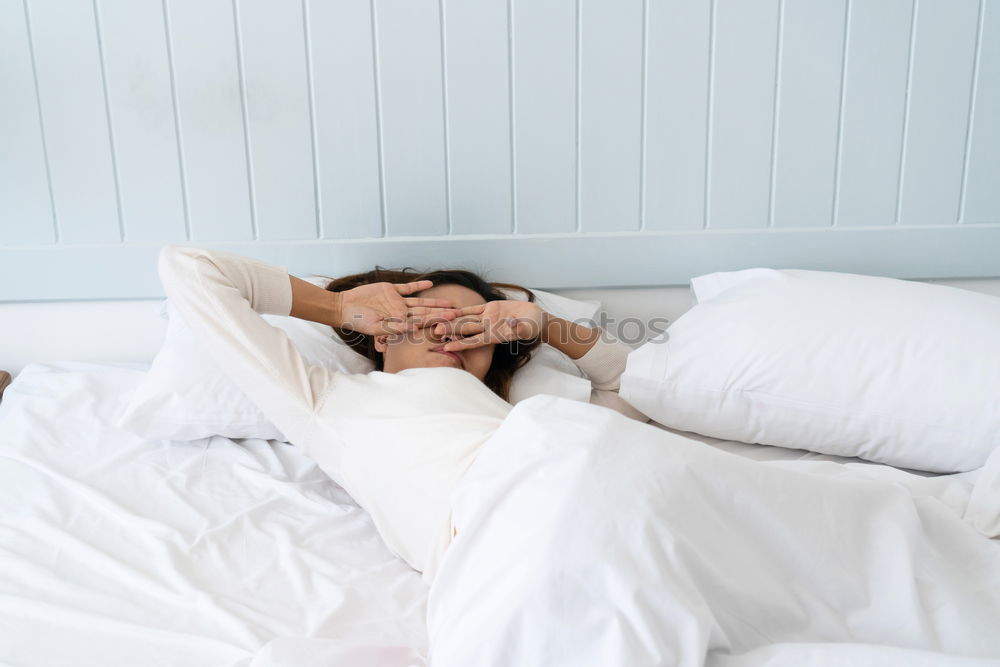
434,301,546,351
434,299,605,359
335,280,458,335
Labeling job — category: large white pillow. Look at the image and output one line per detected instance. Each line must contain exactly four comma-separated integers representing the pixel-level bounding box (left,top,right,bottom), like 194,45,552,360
117,279,596,442
619,268,1000,473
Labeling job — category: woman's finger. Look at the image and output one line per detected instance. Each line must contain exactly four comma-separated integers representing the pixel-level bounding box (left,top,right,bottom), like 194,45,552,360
393,280,435,295
434,320,485,337
406,306,458,317
455,303,487,316
408,313,458,329
446,314,484,326
433,314,482,334
403,296,454,308
441,333,491,351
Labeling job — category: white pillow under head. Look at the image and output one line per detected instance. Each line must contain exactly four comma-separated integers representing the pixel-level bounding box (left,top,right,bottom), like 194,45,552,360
117,277,596,442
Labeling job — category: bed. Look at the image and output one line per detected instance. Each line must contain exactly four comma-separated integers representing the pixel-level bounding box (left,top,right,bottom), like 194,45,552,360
1,278,998,666
6,0,999,659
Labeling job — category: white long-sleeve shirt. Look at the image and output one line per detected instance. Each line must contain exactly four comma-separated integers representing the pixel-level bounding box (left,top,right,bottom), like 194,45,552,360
158,244,645,584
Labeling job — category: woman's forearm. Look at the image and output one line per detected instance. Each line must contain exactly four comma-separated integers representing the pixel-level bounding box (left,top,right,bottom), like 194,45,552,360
289,276,342,327
539,312,602,360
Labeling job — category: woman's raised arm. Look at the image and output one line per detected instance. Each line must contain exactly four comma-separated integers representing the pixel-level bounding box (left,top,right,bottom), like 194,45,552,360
159,245,459,445
158,245,336,445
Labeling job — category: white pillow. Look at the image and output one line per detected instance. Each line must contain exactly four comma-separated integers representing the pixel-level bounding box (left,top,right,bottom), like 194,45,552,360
620,268,1000,473
118,277,372,442
117,279,597,442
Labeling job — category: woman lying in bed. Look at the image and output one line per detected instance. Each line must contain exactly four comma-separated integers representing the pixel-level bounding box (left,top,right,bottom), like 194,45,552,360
318,265,647,423
158,244,647,585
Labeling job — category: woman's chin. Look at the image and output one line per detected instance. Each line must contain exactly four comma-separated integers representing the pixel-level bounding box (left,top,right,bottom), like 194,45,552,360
428,351,463,369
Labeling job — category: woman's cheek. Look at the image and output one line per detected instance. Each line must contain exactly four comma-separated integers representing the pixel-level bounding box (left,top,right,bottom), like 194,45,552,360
471,348,493,379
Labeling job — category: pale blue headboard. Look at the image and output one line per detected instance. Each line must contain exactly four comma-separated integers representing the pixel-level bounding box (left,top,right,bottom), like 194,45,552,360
2,0,998,302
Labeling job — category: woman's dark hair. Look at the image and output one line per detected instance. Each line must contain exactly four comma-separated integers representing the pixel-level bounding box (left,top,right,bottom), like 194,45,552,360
320,267,541,402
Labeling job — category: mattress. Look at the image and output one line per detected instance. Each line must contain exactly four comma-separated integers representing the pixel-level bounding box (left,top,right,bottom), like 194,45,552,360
0,361,990,665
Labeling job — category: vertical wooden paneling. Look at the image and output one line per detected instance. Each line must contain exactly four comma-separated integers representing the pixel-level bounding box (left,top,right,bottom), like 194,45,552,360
236,0,316,240
2,0,999,295
643,0,711,231
0,1,54,244
511,0,576,234
166,0,252,242
97,0,186,242
707,0,780,229
306,0,382,239
772,0,847,227
964,0,1000,224
835,0,913,226
373,0,448,237
578,0,644,232
442,0,512,235
26,0,119,244
898,0,980,225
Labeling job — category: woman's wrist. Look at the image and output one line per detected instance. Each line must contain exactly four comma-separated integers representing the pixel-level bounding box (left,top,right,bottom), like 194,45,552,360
328,290,344,328
290,275,344,328
540,311,601,360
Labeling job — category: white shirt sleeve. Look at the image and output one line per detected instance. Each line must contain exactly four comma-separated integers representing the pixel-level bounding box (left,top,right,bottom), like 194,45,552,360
571,335,651,423
157,244,334,445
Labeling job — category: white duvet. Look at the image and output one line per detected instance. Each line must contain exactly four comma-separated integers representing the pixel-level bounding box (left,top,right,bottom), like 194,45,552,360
3,365,999,666
427,396,1000,666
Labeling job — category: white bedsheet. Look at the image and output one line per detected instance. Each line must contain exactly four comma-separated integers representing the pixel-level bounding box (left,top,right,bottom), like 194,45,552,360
0,363,428,666
427,395,1000,666
4,364,997,666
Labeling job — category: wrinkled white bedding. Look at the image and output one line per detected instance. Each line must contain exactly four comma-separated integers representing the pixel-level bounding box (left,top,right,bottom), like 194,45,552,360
0,363,428,666
3,364,998,667
428,395,1000,666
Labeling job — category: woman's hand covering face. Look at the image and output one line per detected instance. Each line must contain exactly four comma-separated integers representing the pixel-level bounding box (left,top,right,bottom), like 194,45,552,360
336,280,459,335
434,300,546,351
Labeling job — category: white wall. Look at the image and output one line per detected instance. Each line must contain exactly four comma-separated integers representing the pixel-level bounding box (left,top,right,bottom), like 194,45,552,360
1,0,998,300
